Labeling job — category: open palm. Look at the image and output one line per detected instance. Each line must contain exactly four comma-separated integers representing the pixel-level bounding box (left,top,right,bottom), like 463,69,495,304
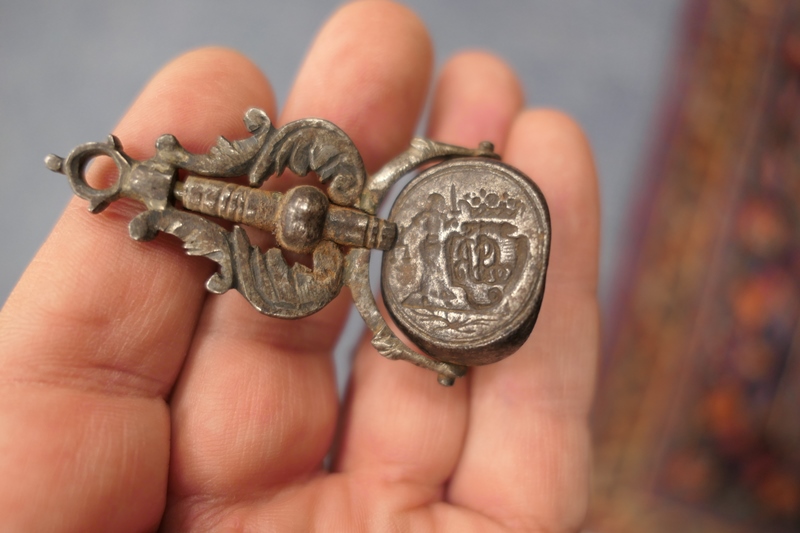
0,1,599,531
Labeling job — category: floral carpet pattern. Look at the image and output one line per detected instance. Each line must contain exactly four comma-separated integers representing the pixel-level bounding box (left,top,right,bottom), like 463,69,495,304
590,1,800,531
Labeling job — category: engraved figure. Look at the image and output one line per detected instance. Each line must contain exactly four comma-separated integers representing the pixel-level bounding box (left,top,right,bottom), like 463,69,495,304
382,158,550,368
390,186,530,321
401,192,457,308
47,107,547,384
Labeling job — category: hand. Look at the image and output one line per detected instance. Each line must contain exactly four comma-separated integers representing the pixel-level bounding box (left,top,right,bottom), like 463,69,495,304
0,1,599,531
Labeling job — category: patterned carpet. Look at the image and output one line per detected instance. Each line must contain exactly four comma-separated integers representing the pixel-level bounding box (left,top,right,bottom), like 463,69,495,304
589,1,800,531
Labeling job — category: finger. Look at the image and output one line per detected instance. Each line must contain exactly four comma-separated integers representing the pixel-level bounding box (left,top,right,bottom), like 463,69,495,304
334,52,524,495
447,110,600,531
427,51,524,153
0,48,275,532
281,0,432,173
163,0,434,518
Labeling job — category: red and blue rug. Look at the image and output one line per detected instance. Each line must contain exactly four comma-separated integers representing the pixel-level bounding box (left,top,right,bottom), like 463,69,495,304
590,1,800,531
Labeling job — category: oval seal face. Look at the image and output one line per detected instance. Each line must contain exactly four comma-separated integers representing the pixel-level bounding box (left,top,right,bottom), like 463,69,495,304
381,158,550,366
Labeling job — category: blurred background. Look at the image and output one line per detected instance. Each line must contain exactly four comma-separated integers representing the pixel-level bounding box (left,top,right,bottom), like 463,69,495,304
1,0,797,531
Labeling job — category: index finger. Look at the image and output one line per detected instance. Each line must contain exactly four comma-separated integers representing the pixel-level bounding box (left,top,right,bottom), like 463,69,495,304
0,48,275,531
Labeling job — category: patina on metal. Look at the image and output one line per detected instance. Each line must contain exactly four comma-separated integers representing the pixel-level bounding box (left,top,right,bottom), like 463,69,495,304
382,159,549,366
45,108,550,386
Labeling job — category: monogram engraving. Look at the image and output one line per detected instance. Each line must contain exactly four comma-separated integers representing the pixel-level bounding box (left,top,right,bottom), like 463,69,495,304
391,185,528,326
382,159,549,366
47,106,548,383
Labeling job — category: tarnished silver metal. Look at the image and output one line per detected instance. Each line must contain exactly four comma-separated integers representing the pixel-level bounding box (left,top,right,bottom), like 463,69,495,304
382,159,549,366
46,109,550,386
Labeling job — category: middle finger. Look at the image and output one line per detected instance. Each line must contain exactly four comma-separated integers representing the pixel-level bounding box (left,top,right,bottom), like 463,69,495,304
164,0,433,523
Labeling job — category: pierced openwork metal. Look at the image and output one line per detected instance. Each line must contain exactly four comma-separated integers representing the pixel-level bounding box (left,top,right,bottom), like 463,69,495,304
46,109,550,386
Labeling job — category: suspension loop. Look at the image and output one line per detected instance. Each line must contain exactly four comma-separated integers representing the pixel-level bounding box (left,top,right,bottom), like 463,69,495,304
47,137,131,213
